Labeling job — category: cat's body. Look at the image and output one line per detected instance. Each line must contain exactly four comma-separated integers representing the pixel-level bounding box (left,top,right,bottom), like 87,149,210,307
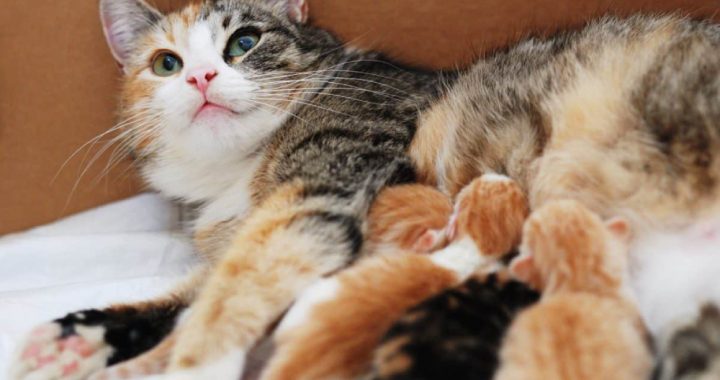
496,200,653,380
10,1,720,379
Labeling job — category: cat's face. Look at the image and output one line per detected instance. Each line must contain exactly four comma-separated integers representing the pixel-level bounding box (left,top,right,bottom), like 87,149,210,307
101,0,319,165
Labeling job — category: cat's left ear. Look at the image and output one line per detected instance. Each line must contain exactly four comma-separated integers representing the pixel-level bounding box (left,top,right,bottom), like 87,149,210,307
270,0,309,24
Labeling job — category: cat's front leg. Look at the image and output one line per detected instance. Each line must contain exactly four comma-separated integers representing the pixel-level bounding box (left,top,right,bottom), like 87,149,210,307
10,266,207,380
160,182,362,379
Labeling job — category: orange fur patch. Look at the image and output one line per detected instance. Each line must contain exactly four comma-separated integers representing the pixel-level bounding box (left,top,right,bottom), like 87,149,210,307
367,184,452,254
262,254,459,380
520,200,622,295
454,176,529,257
409,101,455,186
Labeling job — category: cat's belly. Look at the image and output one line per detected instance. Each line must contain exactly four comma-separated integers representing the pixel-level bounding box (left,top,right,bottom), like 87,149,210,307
631,215,720,341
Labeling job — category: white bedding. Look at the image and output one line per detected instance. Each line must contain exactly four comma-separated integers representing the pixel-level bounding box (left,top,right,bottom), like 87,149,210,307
0,194,198,377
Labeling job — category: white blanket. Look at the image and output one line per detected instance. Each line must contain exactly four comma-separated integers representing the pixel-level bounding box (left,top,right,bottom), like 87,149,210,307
0,194,198,376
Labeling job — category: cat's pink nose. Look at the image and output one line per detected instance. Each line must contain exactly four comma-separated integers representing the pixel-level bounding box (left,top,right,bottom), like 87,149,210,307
186,66,218,95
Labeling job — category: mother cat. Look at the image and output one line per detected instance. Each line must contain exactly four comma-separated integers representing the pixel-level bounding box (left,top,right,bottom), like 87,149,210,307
12,0,720,379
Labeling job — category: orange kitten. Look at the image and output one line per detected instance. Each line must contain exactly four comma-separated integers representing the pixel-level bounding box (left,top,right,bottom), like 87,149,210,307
495,200,652,380
262,175,528,380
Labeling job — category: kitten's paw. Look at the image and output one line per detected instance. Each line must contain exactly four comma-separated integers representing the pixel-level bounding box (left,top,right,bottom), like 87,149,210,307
10,312,114,380
451,173,528,257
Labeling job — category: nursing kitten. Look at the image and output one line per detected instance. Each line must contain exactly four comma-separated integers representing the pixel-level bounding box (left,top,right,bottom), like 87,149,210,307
262,174,529,380
11,1,720,379
371,272,539,380
494,200,653,380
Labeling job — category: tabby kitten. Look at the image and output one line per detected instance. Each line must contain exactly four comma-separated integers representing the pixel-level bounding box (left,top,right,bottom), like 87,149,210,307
11,0,720,379
495,200,653,380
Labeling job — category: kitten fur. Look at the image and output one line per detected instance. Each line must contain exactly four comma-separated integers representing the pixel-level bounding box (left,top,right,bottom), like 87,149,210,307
11,0,720,378
263,174,530,380
495,200,653,380
372,273,538,380
656,304,720,380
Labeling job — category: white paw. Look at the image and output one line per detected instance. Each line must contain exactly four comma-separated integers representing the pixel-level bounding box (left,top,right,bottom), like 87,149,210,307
431,237,483,280
10,321,112,380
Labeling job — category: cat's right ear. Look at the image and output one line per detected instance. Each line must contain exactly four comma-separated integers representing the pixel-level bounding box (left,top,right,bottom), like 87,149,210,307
99,0,162,68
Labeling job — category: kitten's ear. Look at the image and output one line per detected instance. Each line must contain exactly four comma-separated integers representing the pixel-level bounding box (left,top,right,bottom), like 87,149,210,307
606,217,631,242
509,254,535,283
99,0,163,66
270,0,309,24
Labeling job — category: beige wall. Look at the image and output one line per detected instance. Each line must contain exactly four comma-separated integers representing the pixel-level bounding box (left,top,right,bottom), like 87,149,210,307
1,0,718,234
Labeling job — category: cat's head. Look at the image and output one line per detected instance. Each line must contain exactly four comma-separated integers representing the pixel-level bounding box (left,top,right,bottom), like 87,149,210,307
100,0,336,199
510,200,632,294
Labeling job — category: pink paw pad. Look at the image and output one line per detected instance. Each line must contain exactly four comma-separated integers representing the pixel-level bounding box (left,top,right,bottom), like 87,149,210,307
21,343,42,360
61,336,95,357
37,354,58,367
62,361,80,376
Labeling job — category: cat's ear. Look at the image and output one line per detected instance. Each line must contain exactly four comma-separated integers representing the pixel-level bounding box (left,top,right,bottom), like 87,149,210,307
509,254,535,283
269,0,309,24
99,0,163,67
606,217,631,243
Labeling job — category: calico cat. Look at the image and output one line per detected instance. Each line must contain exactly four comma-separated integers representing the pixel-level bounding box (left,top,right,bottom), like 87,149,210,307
495,200,653,380
10,0,720,379
262,174,532,380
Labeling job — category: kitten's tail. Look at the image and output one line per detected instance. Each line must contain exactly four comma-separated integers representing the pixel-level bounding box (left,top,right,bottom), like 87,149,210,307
655,303,720,380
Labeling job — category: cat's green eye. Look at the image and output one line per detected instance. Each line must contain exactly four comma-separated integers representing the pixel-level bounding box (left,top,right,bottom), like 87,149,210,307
226,33,260,58
151,52,183,76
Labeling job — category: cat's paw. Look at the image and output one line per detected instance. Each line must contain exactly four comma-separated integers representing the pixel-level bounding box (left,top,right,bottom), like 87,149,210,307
10,311,115,380
450,173,528,257
11,306,179,380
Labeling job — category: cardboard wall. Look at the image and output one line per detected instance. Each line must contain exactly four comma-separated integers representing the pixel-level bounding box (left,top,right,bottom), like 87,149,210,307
1,0,718,234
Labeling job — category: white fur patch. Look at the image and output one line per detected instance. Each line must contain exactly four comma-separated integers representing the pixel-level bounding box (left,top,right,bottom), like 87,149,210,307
276,278,341,336
479,173,513,183
430,237,483,281
631,215,720,343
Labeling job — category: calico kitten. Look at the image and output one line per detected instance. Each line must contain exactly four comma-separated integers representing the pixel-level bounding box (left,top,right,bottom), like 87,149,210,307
262,174,530,380
372,273,538,380
494,200,653,380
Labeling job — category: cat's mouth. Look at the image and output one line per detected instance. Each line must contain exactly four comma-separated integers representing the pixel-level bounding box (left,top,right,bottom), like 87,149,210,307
193,101,240,120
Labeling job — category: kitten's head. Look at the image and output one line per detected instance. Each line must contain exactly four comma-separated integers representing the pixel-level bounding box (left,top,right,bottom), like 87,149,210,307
100,0,335,194
510,200,631,294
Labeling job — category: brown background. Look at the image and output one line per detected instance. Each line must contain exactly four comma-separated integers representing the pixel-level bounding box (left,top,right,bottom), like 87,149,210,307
1,0,718,234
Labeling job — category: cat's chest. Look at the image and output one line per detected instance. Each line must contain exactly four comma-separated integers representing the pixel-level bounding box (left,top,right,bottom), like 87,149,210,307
143,151,262,229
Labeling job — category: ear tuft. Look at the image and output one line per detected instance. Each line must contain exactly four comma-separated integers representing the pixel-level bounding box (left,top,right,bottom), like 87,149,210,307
99,0,162,66
509,254,535,283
